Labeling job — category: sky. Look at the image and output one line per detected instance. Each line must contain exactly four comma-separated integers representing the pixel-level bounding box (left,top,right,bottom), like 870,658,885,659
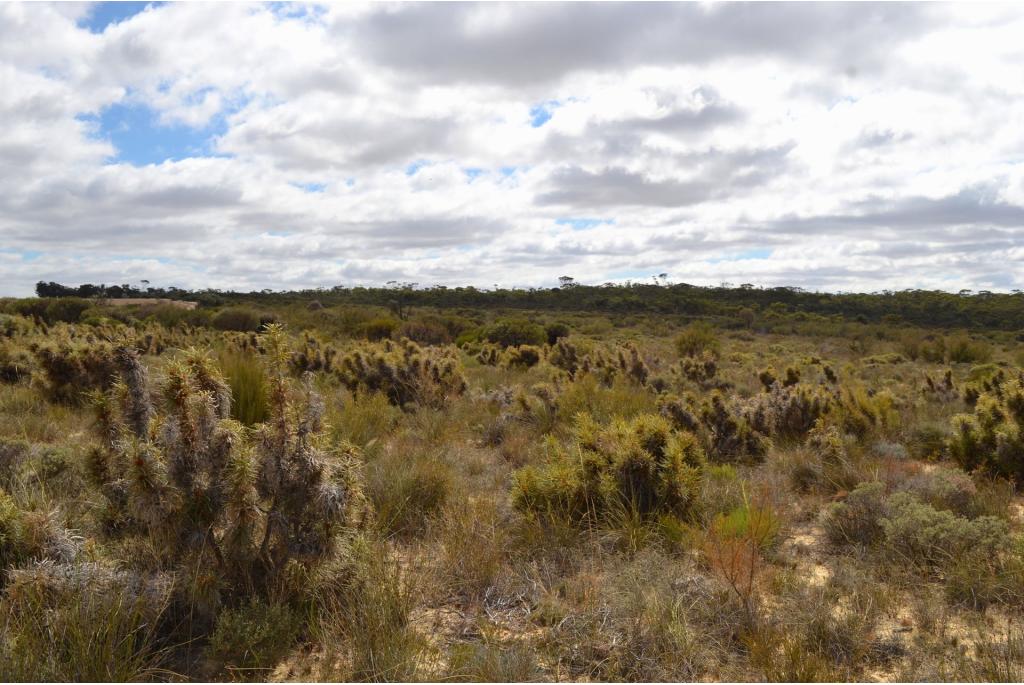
2,1,1024,296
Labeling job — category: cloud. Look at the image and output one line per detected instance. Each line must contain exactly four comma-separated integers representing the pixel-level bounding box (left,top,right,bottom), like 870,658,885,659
0,2,1022,296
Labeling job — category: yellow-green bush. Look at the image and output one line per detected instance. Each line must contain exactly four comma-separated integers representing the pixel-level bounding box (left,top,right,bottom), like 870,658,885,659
512,413,704,525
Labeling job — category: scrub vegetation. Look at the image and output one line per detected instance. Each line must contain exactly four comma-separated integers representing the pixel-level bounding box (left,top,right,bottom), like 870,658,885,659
2,287,1024,681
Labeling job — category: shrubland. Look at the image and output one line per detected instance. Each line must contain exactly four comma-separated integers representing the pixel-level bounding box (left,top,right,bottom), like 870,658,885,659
1,291,1023,681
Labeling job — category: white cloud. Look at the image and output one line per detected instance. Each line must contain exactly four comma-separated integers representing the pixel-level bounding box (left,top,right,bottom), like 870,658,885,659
0,1,1022,296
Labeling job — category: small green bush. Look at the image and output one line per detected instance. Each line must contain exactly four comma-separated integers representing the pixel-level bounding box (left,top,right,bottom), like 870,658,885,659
545,322,571,345
512,413,704,525
481,318,546,348
674,321,720,358
211,307,263,332
362,317,399,341
205,601,302,680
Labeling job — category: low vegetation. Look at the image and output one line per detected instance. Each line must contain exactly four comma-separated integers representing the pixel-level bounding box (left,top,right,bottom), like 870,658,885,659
1,289,1023,681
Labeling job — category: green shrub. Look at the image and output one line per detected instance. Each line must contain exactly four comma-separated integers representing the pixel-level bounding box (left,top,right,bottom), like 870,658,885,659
948,377,1024,481
212,307,263,332
512,413,704,526
362,317,399,341
674,321,720,358
205,601,302,680
545,322,571,345
821,482,888,546
481,318,546,348
946,333,993,364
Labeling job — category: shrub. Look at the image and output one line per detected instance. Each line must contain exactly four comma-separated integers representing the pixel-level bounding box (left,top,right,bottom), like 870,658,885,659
481,318,546,348
899,466,980,518
545,322,571,345
880,493,1009,570
674,321,720,358
336,339,467,409
212,307,263,332
945,333,992,364
948,377,1024,481
394,319,451,346
205,601,303,680
699,393,770,463
0,341,32,384
288,333,336,375
512,413,704,526
821,482,888,546
503,344,542,369
87,327,367,626
30,336,120,404
742,382,833,442
362,317,398,341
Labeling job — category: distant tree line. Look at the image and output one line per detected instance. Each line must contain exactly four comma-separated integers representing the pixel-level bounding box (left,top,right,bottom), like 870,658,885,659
30,280,1024,331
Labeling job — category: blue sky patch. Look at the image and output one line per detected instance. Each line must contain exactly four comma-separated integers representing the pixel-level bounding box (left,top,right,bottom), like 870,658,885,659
79,2,158,33
291,181,326,193
529,100,561,127
463,167,485,181
406,159,432,176
79,98,232,165
555,217,615,231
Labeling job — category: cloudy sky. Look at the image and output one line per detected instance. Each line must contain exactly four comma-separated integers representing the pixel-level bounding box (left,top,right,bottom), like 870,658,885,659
2,1,1023,296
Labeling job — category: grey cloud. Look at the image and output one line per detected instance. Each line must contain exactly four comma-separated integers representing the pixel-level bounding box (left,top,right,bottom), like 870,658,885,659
537,144,792,208
347,2,936,86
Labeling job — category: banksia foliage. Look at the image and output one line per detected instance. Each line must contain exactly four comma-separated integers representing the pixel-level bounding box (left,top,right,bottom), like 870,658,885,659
700,393,770,463
288,333,336,375
88,325,366,618
337,339,466,409
503,344,542,369
742,382,834,441
512,413,704,524
677,352,719,389
948,376,1024,482
30,336,121,404
474,343,503,366
923,369,958,403
547,338,583,378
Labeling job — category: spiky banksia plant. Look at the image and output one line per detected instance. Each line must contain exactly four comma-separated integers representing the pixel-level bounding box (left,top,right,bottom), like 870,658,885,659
336,339,467,409
88,326,366,620
512,413,704,524
948,376,1024,482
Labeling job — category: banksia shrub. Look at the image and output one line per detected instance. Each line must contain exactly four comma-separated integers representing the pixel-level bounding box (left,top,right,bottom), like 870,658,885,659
503,344,542,369
88,326,366,623
336,339,467,409
677,352,718,388
548,338,583,378
674,321,720,358
923,369,958,402
512,413,704,525
699,393,770,463
288,333,336,375
474,343,502,366
30,336,120,404
0,341,33,384
212,307,263,332
948,377,1024,481
614,342,650,385
545,322,570,345
743,382,834,442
